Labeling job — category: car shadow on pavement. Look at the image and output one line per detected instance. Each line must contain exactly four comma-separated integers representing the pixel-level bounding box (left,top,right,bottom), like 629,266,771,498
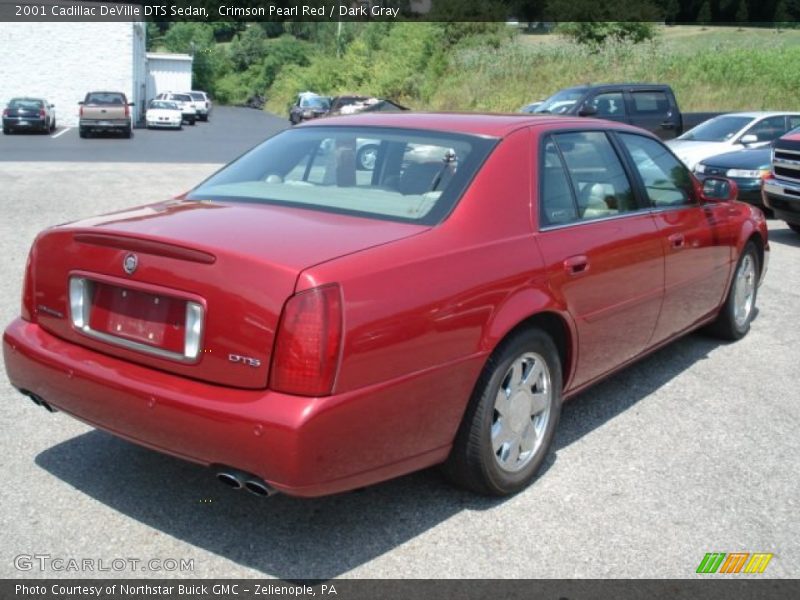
768,228,800,248
35,332,721,579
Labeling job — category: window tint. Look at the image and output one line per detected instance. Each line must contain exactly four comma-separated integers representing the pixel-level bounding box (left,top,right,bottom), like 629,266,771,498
743,116,789,143
86,93,126,105
619,133,694,208
540,140,578,226
789,116,800,130
631,91,669,114
552,131,637,221
589,92,625,117
188,127,495,225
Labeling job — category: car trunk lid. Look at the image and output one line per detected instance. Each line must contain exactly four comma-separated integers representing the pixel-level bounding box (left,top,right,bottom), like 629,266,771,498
30,200,428,389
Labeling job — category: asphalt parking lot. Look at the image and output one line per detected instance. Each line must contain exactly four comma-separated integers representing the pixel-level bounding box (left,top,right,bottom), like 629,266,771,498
0,106,287,163
0,132,798,578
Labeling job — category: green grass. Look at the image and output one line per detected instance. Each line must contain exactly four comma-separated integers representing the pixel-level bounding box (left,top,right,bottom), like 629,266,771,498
262,24,800,114
429,26,800,112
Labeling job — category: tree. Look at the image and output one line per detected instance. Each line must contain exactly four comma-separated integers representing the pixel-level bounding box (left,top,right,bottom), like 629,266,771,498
230,25,267,71
557,22,656,46
162,23,220,93
697,0,712,23
735,0,749,22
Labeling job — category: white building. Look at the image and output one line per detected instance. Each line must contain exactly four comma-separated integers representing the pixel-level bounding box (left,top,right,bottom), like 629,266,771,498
0,22,193,128
146,53,194,101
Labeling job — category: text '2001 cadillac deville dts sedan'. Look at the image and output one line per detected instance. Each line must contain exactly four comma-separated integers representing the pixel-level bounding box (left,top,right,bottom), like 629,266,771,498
3,113,768,498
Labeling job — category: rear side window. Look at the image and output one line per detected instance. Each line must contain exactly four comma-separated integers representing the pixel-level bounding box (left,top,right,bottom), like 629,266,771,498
618,133,694,208
540,131,637,227
85,93,126,105
631,91,669,114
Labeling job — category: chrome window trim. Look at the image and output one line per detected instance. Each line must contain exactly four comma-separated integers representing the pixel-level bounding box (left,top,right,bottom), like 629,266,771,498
68,276,204,363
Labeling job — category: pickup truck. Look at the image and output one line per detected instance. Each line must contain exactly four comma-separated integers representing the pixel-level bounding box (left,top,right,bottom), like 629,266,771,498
762,130,800,234
530,83,722,140
78,91,134,138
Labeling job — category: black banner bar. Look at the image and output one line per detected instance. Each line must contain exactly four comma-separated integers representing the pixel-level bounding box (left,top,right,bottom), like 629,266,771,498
3,580,800,600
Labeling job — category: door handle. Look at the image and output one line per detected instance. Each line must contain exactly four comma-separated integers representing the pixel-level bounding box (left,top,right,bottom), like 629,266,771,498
668,233,685,249
563,255,589,275
660,121,676,129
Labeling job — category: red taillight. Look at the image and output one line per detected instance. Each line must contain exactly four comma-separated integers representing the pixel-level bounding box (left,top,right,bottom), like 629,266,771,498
21,247,36,322
3,108,9,116
79,105,84,117
39,108,45,118
124,104,130,117
270,285,343,397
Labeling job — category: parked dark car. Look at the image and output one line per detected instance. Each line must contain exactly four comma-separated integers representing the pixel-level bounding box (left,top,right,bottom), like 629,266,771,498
2,97,56,134
4,113,768,498
289,93,330,125
530,83,722,140
694,147,772,210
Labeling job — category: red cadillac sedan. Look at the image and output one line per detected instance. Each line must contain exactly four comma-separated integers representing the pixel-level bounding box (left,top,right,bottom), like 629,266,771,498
3,113,768,497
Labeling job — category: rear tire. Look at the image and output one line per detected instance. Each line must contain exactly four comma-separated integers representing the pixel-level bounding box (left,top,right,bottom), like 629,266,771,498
123,127,132,139
442,328,562,496
79,128,88,138
789,223,800,235
706,241,759,341
2,127,10,135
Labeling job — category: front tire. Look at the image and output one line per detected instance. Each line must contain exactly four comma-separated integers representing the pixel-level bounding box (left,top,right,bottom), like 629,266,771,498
443,328,562,496
707,241,759,341
788,223,800,235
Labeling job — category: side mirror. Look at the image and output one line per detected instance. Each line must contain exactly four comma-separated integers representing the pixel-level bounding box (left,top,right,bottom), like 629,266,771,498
740,134,758,145
128,102,135,106
50,104,55,108
700,176,738,202
77,101,84,105
578,104,598,117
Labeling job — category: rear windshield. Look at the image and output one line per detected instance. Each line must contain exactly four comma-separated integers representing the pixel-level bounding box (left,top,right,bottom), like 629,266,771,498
678,116,753,142
189,93,205,100
85,92,126,105
149,101,178,110
9,98,43,109
171,94,192,102
188,126,497,225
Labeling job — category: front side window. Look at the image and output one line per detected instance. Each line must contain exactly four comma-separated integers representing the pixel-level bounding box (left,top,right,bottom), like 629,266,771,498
742,116,790,143
188,126,496,225
588,92,626,117
619,133,694,208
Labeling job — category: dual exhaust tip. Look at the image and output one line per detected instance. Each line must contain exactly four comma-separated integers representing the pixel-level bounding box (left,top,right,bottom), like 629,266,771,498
216,468,277,497
21,389,56,413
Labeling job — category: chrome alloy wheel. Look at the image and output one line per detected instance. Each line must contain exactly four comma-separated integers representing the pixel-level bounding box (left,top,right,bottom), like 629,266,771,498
733,253,756,328
492,352,552,472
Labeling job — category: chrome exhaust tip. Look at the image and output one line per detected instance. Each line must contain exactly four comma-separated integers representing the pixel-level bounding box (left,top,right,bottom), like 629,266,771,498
216,471,245,490
244,478,278,497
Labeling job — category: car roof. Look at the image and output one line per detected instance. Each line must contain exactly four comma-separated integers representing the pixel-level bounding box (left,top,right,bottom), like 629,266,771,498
298,111,646,138
712,111,800,119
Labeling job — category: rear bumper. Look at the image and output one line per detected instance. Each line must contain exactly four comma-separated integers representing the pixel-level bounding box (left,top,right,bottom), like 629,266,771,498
79,119,130,130
763,178,800,225
3,117,46,129
3,319,471,497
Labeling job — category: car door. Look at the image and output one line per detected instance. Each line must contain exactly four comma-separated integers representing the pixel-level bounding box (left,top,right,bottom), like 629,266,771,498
626,89,676,140
616,132,735,345
584,91,628,125
535,130,664,389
